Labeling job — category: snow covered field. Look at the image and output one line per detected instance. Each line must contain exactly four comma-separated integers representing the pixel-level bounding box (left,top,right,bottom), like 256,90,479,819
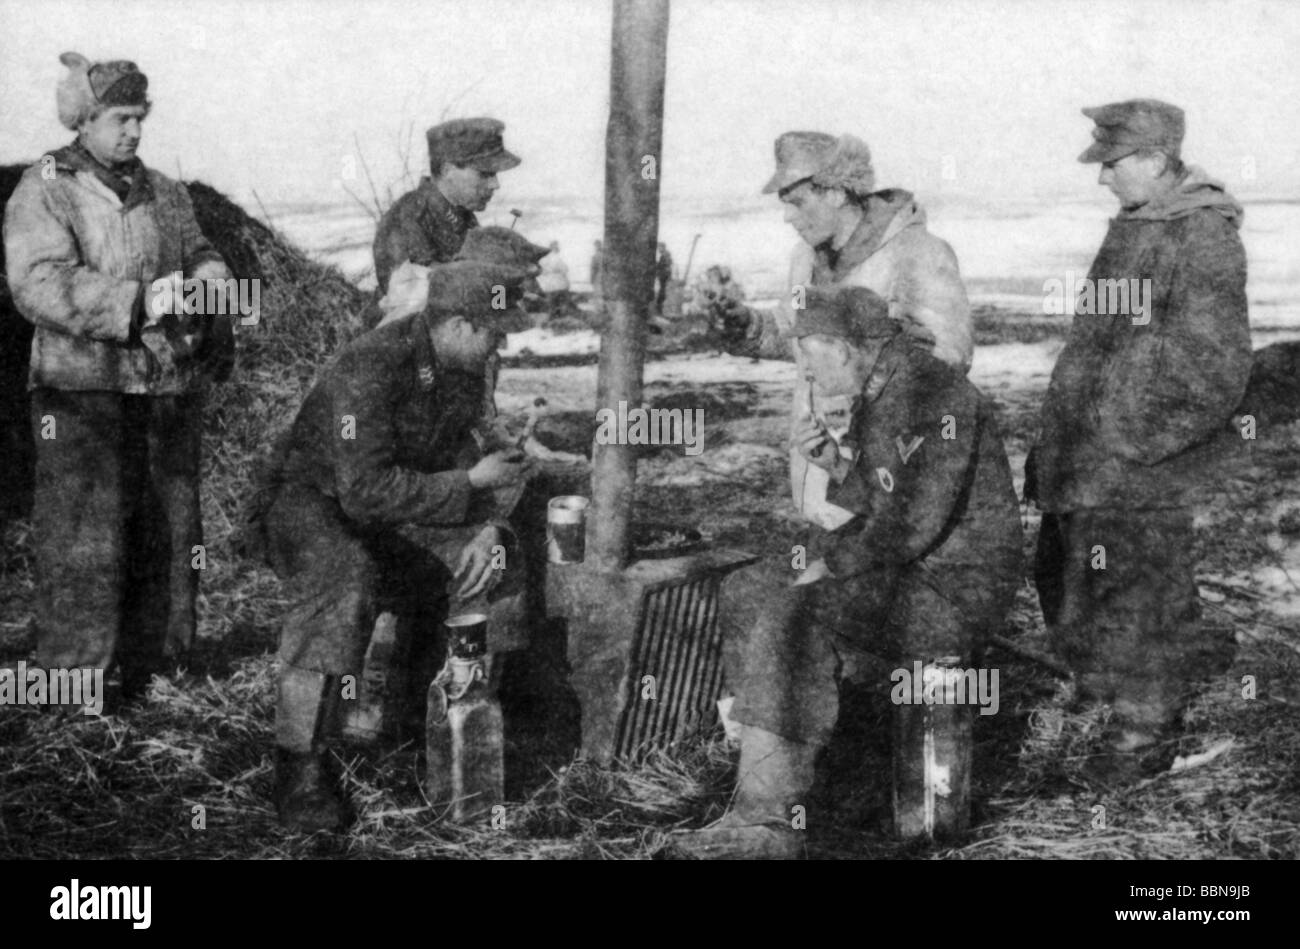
270,190,1300,346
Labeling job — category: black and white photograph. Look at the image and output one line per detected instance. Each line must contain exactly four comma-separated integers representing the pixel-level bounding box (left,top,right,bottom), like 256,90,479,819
0,0,1295,905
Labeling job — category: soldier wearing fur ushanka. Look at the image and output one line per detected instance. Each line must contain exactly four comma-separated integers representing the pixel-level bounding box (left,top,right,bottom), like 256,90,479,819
3,53,235,704
711,131,974,535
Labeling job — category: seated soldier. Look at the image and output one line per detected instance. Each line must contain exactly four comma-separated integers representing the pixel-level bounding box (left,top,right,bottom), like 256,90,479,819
677,285,1022,858
251,261,536,832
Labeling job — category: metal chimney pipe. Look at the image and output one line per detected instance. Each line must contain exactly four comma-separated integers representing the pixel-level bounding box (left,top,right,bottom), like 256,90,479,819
589,0,670,571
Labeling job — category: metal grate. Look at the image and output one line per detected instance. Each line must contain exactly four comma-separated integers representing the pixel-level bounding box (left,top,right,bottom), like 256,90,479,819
615,572,726,758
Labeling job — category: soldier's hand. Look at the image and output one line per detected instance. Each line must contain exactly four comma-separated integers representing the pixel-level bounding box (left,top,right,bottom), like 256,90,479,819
454,525,503,600
467,448,532,489
794,420,839,470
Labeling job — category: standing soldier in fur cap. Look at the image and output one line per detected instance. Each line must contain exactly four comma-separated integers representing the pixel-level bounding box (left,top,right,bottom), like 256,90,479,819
3,53,235,704
712,132,973,531
252,262,535,831
1026,100,1252,784
372,117,521,295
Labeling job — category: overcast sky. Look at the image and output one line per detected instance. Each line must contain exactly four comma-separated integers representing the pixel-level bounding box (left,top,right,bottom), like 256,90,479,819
1,0,1297,206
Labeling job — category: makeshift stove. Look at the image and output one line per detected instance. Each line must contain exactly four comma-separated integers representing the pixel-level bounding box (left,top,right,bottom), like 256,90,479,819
544,538,755,762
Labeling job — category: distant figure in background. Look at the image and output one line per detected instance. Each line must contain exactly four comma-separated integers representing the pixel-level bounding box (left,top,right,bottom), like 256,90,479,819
4,52,236,703
590,239,605,307
654,241,673,314
371,117,521,295
690,264,746,316
1026,99,1252,785
537,240,571,320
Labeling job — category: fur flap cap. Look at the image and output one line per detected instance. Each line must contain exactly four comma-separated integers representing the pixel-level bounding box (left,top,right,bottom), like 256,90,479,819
57,52,149,130
454,226,549,272
809,134,876,198
425,260,529,318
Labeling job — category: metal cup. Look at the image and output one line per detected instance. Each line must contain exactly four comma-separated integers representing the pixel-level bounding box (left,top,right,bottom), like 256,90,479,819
547,495,589,564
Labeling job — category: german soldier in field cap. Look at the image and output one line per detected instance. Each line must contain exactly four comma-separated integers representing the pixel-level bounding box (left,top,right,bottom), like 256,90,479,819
678,285,1020,858
250,260,536,831
4,53,235,706
1025,99,1252,785
372,117,521,295
712,130,973,536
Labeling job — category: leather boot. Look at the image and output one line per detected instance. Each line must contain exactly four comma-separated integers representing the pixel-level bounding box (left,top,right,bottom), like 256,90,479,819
674,725,817,859
274,748,346,833
273,668,347,832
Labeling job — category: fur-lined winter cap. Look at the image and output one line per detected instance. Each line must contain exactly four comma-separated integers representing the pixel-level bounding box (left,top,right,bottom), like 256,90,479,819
454,226,549,273
57,52,149,130
424,261,530,318
761,131,837,194
762,132,876,198
809,134,876,197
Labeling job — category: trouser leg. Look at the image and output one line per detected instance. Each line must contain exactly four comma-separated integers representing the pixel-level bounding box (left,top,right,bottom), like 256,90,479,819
30,388,126,672
1039,508,1213,739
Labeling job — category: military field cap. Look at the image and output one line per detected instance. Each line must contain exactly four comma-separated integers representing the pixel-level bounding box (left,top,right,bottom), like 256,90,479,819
425,260,529,319
786,285,899,347
427,117,521,173
57,52,149,130
454,226,548,272
761,131,838,194
1078,99,1185,164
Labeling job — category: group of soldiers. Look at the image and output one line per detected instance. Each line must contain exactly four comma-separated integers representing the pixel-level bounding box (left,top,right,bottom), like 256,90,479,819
3,52,1253,856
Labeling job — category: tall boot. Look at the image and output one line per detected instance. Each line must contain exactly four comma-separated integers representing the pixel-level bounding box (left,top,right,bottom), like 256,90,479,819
674,724,817,859
273,667,347,832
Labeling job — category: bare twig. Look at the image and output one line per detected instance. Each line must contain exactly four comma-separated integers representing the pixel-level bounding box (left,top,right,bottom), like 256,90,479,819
352,133,385,220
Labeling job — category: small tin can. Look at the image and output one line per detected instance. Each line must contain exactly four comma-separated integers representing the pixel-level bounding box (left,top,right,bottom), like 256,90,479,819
546,495,589,564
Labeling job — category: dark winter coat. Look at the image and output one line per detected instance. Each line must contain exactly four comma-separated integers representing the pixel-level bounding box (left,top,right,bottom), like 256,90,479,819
1030,168,1253,511
809,334,1022,583
372,178,477,294
265,310,490,529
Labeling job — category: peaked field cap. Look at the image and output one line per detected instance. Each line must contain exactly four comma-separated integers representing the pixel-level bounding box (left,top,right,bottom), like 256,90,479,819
762,130,838,194
1078,99,1185,164
454,226,548,269
427,117,521,173
57,52,148,130
425,260,529,316
786,285,897,346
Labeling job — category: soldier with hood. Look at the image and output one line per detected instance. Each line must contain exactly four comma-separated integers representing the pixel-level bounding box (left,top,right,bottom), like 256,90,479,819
1025,100,1252,783
712,132,973,532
